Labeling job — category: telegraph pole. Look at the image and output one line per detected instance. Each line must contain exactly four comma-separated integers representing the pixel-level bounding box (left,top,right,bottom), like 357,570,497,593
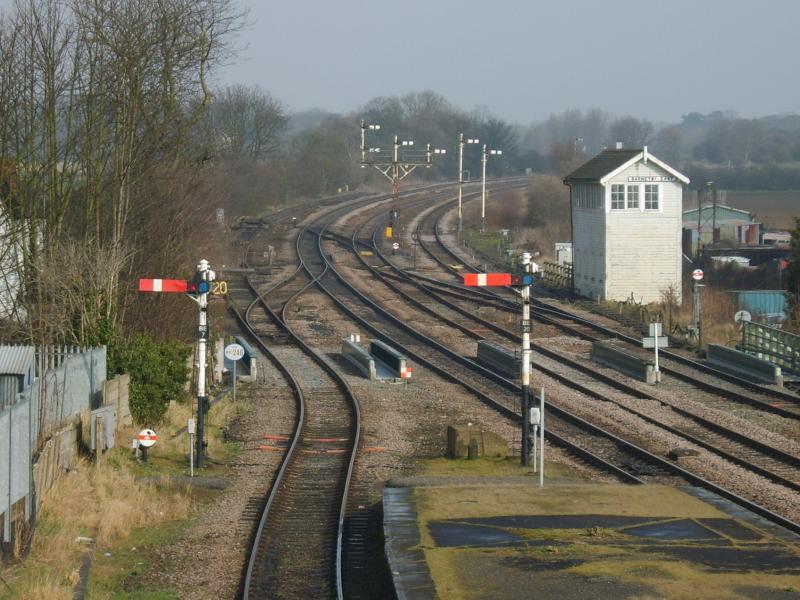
481,144,503,233
457,133,479,236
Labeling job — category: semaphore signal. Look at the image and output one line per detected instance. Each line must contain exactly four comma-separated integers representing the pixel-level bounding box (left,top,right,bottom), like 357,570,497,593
138,259,220,470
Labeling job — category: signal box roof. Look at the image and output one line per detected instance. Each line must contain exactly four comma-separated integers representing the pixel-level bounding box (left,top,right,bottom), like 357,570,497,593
564,147,690,185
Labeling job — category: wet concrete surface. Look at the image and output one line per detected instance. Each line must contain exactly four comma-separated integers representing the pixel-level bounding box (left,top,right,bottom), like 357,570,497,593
385,482,800,599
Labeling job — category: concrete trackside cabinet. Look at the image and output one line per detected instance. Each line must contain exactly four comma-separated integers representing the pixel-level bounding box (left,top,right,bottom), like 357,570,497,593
447,426,508,459
592,341,657,384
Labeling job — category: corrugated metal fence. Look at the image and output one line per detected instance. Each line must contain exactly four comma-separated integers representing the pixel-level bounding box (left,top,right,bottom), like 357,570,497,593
0,345,107,558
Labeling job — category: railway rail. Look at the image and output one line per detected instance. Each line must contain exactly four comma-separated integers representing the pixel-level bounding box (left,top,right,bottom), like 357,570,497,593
223,181,799,598
351,225,800,496
427,202,800,412
403,199,800,422
309,201,800,534
321,187,800,531
228,224,361,599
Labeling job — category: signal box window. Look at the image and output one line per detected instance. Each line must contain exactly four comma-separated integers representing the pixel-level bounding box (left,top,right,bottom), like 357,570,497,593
645,184,659,210
626,185,639,209
611,184,625,209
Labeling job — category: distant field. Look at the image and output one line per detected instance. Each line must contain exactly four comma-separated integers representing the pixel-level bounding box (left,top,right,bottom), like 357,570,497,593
723,190,799,230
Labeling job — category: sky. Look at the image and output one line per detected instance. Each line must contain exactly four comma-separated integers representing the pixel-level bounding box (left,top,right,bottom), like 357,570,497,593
220,0,799,124
1,0,798,125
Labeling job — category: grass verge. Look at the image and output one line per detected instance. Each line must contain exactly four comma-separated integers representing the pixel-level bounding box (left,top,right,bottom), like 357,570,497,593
0,388,245,599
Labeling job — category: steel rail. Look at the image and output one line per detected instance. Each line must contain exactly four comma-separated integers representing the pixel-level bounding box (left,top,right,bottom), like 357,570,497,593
320,197,800,535
407,203,800,419
357,226,800,493
234,225,360,600
426,205,800,408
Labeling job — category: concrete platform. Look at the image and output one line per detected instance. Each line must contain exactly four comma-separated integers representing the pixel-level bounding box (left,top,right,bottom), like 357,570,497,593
384,460,800,600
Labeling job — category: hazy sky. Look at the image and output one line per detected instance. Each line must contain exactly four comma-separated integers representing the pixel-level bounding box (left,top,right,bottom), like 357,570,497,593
1,0,797,124
222,0,799,124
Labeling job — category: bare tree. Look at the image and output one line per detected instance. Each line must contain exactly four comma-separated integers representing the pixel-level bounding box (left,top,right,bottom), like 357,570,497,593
609,116,654,149
0,0,247,345
205,84,287,160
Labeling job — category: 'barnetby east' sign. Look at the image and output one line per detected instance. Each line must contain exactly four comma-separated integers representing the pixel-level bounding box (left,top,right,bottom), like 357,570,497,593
627,175,677,182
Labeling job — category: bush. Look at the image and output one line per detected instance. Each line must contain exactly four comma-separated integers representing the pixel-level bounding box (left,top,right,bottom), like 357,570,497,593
112,333,191,425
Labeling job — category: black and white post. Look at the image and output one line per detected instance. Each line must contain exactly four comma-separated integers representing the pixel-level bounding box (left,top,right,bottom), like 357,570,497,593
691,268,704,355
194,259,215,469
520,252,533,466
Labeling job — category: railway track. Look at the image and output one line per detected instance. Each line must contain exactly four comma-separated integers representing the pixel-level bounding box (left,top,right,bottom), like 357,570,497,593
438,204,800,407
349,225,800,495
312,189,797,530
232,184,454,598
226,227,361,599
224,182,799,598
406,199,800,421
304,199,800,533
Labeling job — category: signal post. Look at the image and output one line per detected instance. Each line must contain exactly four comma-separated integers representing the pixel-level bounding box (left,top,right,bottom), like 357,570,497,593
360,120,447,237
464,254,538,465
139,259,218,469
519,253,534,466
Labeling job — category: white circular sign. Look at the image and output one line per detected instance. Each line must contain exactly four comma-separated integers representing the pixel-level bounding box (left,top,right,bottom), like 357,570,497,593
138,429,157,448
692,269,704,281
225,343,245,361
734,310,752,324
392,242,400,250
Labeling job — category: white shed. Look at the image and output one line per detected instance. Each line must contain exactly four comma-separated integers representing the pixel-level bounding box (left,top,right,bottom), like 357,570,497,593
563,147,689,304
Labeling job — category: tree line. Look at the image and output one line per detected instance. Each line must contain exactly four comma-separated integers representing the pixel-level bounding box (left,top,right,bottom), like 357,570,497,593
1,0,799,358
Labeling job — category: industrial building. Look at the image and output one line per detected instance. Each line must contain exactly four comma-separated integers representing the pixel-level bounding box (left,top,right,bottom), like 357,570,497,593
682,204,760,255
564,147,689,303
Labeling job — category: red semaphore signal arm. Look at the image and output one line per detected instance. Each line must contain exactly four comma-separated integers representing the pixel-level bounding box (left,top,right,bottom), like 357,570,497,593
139,278,189,293
463,273,511,287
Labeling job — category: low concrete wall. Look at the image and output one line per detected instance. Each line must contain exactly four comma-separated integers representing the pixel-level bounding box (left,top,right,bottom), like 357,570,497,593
369,339,409,380
591,342,656,384
476,340,520,379
234,336,258,381
341,338,376,380
708,344,783,386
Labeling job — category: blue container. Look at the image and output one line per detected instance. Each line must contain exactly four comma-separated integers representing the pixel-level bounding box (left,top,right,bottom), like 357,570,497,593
730,290,787,317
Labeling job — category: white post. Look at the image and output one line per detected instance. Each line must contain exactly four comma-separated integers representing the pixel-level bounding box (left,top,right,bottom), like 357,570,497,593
539,387,545,488
532,424,537,472
458,133,464,236
654,333,660,383
360,119,366,163
233,357,237,403
188,418,195,477
481,144,487,232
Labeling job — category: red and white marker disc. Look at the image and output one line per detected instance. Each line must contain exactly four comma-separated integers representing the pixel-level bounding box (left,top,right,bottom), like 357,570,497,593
138,429,158,448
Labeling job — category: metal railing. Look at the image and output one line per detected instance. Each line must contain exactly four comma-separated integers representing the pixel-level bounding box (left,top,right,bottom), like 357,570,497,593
741,321,800,375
